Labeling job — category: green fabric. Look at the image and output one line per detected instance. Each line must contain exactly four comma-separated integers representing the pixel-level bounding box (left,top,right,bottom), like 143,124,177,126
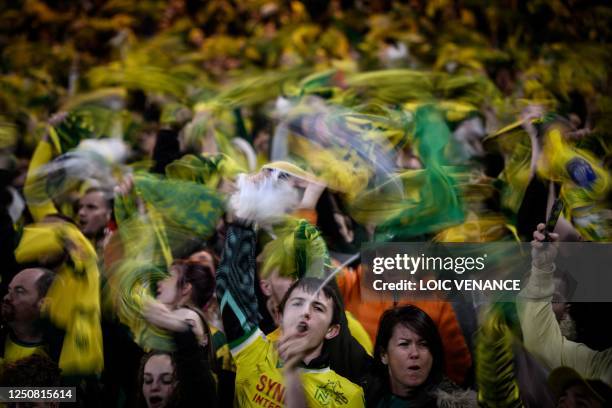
49,111,96,153
375,105,464,241
260,218,331,280
115,172,224,240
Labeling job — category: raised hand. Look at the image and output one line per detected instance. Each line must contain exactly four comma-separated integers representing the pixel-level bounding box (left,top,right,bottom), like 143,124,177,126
531,223,559,270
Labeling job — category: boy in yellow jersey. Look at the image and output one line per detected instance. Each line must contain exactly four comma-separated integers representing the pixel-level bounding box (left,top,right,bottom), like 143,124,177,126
216,220,365,407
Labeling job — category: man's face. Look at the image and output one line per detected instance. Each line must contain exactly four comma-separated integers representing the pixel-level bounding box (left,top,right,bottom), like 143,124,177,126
557,383,604,408
280,287,339,352
77,191,111,238
2,269,45,324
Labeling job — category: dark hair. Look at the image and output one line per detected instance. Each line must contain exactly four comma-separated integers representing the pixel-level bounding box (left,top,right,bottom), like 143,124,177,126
278,277,342,327
137,351,179,408
83,187,114,210
34,268,55,298
0,353,61,387
372,306,445,399
173,260,216,309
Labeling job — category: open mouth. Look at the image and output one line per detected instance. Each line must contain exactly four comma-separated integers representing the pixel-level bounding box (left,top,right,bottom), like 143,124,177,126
148,396,163,407
408,365,421,371
296,322,309,333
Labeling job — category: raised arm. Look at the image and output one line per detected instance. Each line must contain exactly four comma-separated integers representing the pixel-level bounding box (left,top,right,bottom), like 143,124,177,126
215,221,260,346
517,224,612,385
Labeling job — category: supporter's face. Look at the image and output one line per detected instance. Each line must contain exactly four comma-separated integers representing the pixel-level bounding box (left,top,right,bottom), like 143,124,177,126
142,354,177,408
156,267,180,307
557,383,603,408
77,191,111,238
266,271,294,306
2,269,44,324
260,271,295,325
280,287,339,350
382,324,433,393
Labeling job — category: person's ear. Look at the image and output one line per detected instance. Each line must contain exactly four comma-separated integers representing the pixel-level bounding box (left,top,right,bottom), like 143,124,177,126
324,323,340,340
181,282,192,297
36,296,47,312
260,279,272,297
380,350,388,365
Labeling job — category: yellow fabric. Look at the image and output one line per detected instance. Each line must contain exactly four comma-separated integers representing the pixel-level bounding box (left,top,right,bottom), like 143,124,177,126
290,137,370,201
538,128,610,207
232,329,364,407
346,312,373,356
537,127,611,240
434,216,519,243
2,336,47,366
14,221,104,375
23,139,58,221
263,161,324,185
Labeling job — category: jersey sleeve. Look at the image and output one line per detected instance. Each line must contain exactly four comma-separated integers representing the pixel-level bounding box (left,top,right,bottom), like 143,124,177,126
216,222,260,348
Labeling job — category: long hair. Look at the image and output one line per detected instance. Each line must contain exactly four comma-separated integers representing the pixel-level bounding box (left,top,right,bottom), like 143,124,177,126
170,259,219,374
137,351,179,408
172,259,215,309
369,305,445,406
137,346,219,408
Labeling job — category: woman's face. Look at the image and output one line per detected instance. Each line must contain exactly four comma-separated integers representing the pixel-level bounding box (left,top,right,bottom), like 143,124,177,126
142,354,177,408
156,267,180,307
381,323,434,396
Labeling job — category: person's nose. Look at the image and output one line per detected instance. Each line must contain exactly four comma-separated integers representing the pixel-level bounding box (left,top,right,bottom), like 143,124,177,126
150,379,161,392
408,344,420,359
78,207,87,218
3,291,12,302
301,305,312,320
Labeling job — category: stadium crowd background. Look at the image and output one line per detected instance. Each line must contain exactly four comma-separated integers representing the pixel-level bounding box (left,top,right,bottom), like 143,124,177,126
0,1,611,407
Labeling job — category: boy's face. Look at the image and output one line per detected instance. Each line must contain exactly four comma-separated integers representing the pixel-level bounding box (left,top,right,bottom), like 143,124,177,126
280,287,339,351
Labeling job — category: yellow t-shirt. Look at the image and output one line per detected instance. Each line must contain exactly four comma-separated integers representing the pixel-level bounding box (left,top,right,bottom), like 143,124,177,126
232,329,365,408
1,335,47,368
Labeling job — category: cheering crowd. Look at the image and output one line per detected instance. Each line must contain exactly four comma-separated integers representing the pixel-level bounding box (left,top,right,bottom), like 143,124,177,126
1,1,612,407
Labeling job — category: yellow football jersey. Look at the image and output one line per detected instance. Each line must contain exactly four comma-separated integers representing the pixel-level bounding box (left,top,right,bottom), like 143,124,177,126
232,329,365,408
